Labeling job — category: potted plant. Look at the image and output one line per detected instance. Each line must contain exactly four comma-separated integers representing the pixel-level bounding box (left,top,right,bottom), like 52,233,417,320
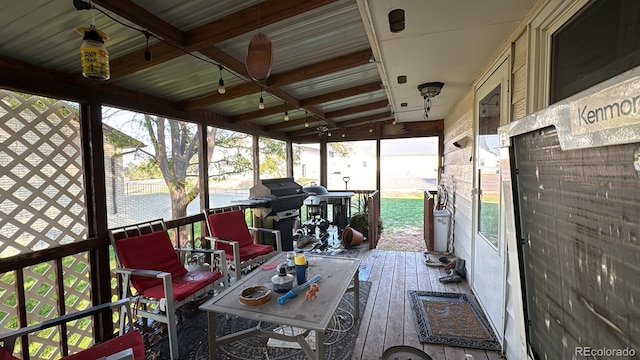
348,211,369,235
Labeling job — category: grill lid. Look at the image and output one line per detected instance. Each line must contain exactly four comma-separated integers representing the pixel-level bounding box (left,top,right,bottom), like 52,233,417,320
250,177,303,198
302,182,328,195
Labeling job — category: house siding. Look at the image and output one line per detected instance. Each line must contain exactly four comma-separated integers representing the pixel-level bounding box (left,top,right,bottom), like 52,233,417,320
504,30,530,360
440,0,562,358
442,89,474,262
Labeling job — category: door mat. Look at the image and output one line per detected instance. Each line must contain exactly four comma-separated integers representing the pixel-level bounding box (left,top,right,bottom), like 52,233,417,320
407,290,501,351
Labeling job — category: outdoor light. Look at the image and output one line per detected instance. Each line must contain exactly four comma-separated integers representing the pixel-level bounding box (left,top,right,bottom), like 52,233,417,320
284,110,289,121
217,65,226,94
78,25,110,80
259,87,265,110
418,82,444,98
143,31,151,61
304,111,309,127
417,82,444,120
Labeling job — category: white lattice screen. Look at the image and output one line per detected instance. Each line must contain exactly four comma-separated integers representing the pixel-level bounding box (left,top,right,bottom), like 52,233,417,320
0,90,93,359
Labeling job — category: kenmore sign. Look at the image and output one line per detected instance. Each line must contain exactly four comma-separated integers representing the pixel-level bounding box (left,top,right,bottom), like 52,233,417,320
571,77,640,136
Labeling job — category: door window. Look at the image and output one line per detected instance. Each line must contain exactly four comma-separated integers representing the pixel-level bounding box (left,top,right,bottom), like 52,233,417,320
478,86,501,247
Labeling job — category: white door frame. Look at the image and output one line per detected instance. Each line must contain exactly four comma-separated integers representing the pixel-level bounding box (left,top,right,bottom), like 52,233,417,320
470,51,510,344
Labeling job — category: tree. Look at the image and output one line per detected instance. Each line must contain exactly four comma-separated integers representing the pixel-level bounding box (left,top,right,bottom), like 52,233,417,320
143,115,213,220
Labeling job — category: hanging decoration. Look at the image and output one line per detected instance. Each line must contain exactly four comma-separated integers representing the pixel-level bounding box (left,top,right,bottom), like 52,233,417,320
77,25,110,80
245,32,273,81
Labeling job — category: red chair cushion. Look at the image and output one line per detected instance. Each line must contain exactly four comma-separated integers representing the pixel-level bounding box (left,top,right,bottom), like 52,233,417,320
234,244,274,261
142,270,222,301
63,330,145,360
115,230,187,293
206,210,254,249
0,347,19,360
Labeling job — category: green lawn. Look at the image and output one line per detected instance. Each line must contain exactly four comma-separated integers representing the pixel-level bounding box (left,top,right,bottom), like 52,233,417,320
380,197,423,233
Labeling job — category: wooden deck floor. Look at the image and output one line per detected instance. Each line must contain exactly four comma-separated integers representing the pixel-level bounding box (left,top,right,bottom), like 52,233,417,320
351,249,505,360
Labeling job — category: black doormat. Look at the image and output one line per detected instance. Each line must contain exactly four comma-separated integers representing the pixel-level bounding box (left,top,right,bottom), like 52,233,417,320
147,281,371,359
407,290,501,351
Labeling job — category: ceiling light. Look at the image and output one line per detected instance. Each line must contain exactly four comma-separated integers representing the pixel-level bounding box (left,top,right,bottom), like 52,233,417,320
258,87,265,110
341,133,345,138
284,110,289,121
401,102,408,107
304,111,309,127
418,82,444,98
418,82,444,120
143,31,151,61
397,75,407,84
217,65,225,94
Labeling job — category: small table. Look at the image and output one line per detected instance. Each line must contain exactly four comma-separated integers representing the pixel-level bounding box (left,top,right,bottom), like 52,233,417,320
199,252,361,360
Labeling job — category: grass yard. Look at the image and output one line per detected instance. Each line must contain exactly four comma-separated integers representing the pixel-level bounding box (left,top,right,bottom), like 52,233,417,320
380,197,423,234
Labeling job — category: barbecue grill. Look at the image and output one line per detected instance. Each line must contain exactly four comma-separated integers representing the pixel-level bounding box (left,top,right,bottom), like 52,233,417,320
248,177,307,251
302,183,354,232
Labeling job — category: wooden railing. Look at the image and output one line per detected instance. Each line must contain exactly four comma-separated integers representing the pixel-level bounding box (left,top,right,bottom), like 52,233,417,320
0,196,385,358
0,214,207,360
424,190,435,251
367,190,381,249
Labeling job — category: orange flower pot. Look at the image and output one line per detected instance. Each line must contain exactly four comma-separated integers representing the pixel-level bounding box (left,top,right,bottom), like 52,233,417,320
341,227,364,248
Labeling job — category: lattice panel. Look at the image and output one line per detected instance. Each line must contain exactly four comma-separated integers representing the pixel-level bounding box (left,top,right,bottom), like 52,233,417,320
0,255,93,359
0,90,93,359
0,90,86,257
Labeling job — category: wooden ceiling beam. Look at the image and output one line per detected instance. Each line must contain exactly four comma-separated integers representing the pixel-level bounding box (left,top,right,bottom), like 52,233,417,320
267,49,372,87
300,81,383,106
188,0,337,48
102,0,336,79
91,0,185,45
325,100,389,119
334,111,392,128
230,104,291,123
182,49,375,108
263,112,326,132
180,83,258,111
285,112,391,138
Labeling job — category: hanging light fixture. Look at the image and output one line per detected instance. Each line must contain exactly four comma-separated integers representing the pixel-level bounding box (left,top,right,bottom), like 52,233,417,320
143,31,151,61
304,111,309,127
217,65,226,94
77,25,110,80
284,110,289,121
417,82,444,120
258,87,265,110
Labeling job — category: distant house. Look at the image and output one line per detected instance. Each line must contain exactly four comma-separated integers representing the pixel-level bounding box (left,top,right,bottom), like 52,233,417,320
102,124,145,215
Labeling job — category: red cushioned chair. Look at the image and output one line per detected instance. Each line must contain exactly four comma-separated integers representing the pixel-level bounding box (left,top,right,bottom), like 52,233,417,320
204,207,282,281
108,219,227,360
0,299,144,360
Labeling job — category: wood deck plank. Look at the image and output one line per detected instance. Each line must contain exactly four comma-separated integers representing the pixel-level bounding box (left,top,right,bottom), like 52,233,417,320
465,348,490,359
352,249,387,360
402,252,421,347
360,250,396,359
382,251,406,351
350,249,506,360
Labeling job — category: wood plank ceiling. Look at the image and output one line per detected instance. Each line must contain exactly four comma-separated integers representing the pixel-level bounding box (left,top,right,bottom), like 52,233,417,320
0,0,443,143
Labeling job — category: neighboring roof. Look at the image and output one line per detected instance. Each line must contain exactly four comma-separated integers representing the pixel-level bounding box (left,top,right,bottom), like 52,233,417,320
102,123,145,149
